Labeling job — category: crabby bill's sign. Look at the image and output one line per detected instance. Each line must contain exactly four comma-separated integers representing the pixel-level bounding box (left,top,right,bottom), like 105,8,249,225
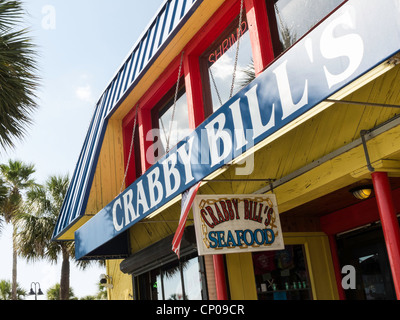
193,194,284,255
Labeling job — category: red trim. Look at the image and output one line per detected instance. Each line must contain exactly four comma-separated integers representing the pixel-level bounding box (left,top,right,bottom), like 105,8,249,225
321,187,400,235
137,108,153,173
138,56,182,111
371,172,400,299
183,53,205,129
122,109,138,186
244,0,275,75
321,197,379,235
213,254,228,300
185,1,240,57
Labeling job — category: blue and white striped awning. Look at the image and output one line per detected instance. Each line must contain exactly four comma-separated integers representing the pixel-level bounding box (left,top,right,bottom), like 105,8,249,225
53,0,203,240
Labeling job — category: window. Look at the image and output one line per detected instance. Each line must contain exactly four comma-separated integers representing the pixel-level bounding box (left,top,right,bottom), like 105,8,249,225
135,254,207,300
200,10,254,115
252,245,312,300
267,0,346,55
336,224,396,300
151,82,190,160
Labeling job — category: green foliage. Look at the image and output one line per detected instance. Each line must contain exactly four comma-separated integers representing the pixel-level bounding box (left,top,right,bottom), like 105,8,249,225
0,0,39,150
0,279,26,300
17,174,71,262
46,283,77,300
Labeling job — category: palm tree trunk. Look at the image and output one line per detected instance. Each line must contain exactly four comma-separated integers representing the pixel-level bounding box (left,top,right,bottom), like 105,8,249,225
11,224,17,300
60,246,70,300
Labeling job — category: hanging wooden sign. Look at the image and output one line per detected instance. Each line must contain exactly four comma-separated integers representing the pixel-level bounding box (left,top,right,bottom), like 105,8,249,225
193,194,284,255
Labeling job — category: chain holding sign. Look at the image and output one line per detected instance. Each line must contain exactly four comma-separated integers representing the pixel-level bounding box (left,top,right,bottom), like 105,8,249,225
193,194,284,255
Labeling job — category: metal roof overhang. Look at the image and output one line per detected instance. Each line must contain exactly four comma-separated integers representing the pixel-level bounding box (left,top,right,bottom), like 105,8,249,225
72,0,400,260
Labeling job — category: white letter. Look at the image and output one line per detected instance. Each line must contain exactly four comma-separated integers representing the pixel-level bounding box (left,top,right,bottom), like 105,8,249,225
112,198,123,232
177,136,195,184
147,167,163,207
321,10,364,88
205,114,232,167
122,189,138,225
162,153,181,198
136,180,149,214
341,265,356,290
229,98,247,150
246,84,275,139
273,60,308,120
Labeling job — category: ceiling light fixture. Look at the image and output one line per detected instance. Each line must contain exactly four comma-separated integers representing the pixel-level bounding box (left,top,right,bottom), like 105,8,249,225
350,185,373,200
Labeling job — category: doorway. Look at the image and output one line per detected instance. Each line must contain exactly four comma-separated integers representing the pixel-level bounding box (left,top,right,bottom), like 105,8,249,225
336,224,396,300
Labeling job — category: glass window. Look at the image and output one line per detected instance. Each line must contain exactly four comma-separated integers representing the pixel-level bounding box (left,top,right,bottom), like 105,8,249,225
150,269,163,300
152,83,190,160
182,256,203,300
135,254,206,300
201,11,254,115
162,261,184,300
252,245,312,300
336,225,396,300
268,0,345,53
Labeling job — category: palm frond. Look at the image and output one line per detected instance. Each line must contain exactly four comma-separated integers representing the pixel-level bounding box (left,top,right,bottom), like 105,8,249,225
0,0,39,150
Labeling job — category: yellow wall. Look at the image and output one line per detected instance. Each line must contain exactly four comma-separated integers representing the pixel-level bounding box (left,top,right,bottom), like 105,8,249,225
226,252,258,300
226,233,339,300
106,260,133,300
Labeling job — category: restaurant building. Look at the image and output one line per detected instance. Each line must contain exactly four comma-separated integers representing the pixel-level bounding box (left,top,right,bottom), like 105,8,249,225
53,0,400,300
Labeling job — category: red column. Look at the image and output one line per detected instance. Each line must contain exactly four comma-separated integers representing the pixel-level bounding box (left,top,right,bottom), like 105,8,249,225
213,255,228,300
371,171,400,299
328,235,346,300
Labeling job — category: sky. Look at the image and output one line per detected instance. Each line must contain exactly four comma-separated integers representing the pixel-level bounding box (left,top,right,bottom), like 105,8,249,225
0,0,163,300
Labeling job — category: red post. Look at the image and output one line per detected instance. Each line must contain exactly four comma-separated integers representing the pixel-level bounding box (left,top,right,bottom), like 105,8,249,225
371,171,400,299
328,235,346,300
213,255,228,300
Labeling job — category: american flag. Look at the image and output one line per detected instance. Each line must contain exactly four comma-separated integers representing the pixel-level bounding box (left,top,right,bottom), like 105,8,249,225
172,182,201,258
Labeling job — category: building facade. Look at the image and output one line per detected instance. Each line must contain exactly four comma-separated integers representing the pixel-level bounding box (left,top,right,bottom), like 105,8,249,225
53,0,400,300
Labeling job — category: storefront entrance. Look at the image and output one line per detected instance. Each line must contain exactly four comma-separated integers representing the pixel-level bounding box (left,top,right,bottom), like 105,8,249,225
336,224,396,300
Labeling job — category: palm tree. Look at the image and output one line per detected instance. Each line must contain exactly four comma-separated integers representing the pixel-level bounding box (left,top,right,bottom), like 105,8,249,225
0,279,26,300
0,178,7,234
46,283,77,300
0,0,39,150
238,59,255,89
0,159,36,300
16,175,101,300
16,175,71,300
